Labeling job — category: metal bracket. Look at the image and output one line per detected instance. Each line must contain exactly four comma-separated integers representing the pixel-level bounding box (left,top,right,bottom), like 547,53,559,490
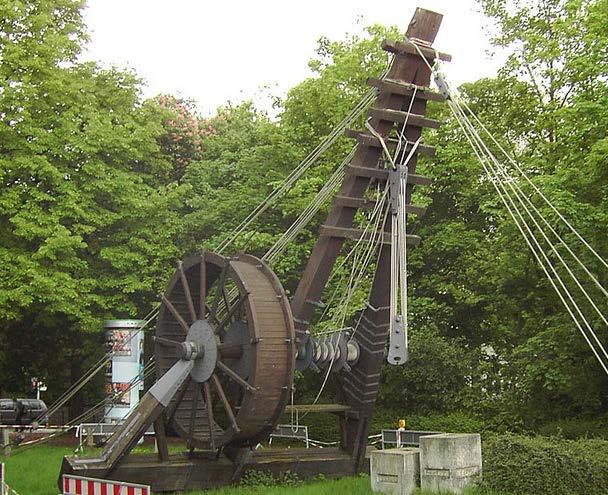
387,316,408,365
433,69,451,100
388,165,408,214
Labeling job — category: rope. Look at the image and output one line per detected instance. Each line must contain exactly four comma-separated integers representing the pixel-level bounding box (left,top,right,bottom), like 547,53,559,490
305,188,390,413
11,359,156,455
263,149,353,264
460,96,608,271
40,305,159,423
404,39,608,374
447,97,608,375
215,90,377,254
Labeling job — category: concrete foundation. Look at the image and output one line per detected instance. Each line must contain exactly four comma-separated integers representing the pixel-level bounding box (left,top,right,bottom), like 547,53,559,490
370,447,420,495
419,433,482,494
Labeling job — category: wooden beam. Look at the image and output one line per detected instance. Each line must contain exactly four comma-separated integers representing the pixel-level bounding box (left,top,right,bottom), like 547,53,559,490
319,225,421,246
153,416,170,463
367,78,445,102
285,404,352,414
333,196,426,217
346,165,432,185
368,107,441,129
382,39,452,62
344,129,436,156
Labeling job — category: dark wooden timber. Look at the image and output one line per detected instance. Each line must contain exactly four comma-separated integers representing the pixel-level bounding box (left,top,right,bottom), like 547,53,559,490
61,448,372,492
154,415,170,462
382,38,451,62
346,164,432,185
285,403,353,414
319,225,421,246
291,7,445,474
367,77,446,102
368,107,441,129
333,195,426,216
344,129,436,156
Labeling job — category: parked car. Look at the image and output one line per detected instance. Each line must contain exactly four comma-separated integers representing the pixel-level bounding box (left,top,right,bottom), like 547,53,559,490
17,398,48,426
0,398,48,426
0,399,19,424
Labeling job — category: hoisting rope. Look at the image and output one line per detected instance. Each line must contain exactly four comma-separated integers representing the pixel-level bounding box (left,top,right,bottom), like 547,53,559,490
305,187,390,413
408,39,608,375
11,357,157,455
215,56,395,256
215,90,377,255
39,305,159,425
263,148,354,263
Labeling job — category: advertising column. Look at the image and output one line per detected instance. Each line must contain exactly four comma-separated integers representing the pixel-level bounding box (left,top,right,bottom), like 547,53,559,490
103,320,145,423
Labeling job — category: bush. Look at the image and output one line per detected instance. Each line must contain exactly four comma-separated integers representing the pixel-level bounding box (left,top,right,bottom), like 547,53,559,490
537,417,608,440
481,434,608,495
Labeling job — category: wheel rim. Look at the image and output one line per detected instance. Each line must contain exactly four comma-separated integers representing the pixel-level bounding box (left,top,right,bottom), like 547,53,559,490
155,252,295,450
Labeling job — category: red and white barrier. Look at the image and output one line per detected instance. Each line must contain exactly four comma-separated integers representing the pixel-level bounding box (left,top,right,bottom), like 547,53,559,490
62,475,150,495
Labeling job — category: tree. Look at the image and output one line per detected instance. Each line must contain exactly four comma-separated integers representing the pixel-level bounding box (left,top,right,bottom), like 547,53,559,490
0,0,191,403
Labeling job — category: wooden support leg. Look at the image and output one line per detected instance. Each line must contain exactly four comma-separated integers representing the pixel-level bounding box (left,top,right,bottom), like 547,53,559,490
153,415,170,463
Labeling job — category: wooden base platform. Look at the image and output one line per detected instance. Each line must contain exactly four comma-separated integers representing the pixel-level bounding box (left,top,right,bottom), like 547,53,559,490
60,447,371,492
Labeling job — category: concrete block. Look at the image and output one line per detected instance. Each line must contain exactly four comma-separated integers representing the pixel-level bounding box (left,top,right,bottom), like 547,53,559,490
419,433,482,494
370,447,420,495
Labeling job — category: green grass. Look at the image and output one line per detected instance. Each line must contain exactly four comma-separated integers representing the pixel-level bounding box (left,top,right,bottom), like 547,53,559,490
2,445,73,495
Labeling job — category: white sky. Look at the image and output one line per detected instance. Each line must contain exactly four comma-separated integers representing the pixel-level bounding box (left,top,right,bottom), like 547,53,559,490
82,0,504,116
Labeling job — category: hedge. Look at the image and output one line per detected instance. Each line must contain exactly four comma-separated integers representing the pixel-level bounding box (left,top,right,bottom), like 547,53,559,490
481,434,608,495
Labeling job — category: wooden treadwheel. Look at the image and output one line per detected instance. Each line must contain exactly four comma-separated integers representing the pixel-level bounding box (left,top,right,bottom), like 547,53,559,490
155,252,296,450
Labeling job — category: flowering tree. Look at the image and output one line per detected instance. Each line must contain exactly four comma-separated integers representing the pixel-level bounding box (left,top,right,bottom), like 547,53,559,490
155,95,215,182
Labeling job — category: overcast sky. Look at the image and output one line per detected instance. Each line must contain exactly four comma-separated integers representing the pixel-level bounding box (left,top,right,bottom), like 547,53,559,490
81,0,505,116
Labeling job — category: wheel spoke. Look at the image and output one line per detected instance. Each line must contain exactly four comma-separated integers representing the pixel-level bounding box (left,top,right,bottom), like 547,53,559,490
222,287,232,318
188,384,200,451
202,381,215,450
178,261,197,324
199,252,206,319
154,336,182,348
217,361,256,393
166,376,192,424
161,294,189,333
209,264,228,323
215,292,249,334
211,374,240,433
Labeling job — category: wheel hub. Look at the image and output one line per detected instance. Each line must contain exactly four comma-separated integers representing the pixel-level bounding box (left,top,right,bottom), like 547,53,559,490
184,319,218,382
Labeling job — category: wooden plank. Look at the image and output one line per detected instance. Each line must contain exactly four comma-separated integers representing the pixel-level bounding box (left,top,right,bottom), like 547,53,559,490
382,38,452,62
61,449,365,491
334,196,426,217
319,225,421,246
346,165,432,185
344,129,436,156
284,403,352,414
368,107,441,129
367,77,445,102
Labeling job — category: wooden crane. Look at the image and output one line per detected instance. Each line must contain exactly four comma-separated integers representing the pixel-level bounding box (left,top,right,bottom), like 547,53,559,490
59,7,449,492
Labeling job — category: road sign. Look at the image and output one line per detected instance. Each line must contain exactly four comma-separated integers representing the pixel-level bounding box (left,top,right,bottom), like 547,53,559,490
62,474,150,495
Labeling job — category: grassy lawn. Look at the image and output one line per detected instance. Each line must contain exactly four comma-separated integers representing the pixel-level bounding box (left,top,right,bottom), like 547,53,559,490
1,445,506,495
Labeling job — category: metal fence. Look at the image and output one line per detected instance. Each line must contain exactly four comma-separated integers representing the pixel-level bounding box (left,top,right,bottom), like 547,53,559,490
381,429,443,449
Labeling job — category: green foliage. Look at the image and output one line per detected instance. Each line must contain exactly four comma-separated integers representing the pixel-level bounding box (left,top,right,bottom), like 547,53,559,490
482,434,608,495
537,416,608,439
379,326,471,413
